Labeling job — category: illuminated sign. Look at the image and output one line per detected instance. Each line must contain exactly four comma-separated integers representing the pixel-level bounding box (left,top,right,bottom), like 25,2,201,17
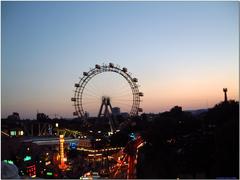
47,172,53,176
129,133,136,140
10,131,16,136
24,156,32,161
70,142,77,149
26,164,36,177
79,139,92,148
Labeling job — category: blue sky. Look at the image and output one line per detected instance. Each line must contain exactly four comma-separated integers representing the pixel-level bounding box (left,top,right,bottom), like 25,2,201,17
1,2,239,119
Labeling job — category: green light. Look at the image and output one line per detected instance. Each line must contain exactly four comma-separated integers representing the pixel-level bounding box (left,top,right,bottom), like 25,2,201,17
23,156,31,161
47,172,53,176
8,160,14,164
10,131,16,136
3,160,14,164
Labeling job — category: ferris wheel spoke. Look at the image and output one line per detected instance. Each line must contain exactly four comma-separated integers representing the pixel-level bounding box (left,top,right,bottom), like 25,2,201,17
83,93,100,99
117,82,132,90
83,95,99,99
112,100,132,104
115,93,132,97
111,85,131,95
83,96,100,102
82,91,99,98
111,101,132,107
83,87,101,97
111,90,132,95
86,82,102,94
84,87,100,95
83,99,101,103
112,99,133,102
111,93,132,98
83,103,98,107
83,97,100,101
111,96,132,100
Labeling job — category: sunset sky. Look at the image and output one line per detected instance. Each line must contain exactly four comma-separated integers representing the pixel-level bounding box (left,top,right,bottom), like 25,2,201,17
1,1,239,119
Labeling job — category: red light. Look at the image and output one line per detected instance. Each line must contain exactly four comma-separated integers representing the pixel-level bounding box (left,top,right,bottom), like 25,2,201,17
54,173,58,177
26,164,36,176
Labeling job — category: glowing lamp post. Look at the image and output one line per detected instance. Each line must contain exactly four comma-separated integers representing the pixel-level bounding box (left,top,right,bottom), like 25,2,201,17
58,135,67,170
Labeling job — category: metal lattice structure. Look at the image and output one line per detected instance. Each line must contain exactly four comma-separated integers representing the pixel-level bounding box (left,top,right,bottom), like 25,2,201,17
71,63,143,118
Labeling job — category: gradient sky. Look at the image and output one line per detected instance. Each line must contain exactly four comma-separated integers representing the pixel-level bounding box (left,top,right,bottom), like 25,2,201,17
1,1,239,119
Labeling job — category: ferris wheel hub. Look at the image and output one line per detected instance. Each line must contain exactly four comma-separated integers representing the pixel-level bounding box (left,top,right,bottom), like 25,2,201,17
102,96,111,103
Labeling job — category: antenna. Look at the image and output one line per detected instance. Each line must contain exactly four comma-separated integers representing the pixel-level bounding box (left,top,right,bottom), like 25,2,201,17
223,88,228,102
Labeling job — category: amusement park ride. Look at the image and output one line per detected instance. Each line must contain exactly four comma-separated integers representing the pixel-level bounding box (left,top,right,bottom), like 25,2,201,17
58,135,67,170
56,63,145,178
110,133,146,179
71,62,143,132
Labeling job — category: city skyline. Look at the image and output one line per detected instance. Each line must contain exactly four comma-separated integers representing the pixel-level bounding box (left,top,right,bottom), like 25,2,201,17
1,1,239,119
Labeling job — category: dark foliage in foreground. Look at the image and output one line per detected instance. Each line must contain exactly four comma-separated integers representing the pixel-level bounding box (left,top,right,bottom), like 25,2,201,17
133,100,239,179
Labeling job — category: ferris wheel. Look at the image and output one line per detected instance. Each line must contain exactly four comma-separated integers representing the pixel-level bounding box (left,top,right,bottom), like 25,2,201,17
71,63,143,119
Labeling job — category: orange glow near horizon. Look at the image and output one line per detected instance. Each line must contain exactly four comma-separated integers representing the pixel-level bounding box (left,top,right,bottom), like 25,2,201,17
1,84,238,119
142,85,239,113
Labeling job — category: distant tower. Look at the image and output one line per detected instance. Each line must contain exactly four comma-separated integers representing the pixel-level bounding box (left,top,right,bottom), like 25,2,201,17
223,88,228,102
59,135,67,170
